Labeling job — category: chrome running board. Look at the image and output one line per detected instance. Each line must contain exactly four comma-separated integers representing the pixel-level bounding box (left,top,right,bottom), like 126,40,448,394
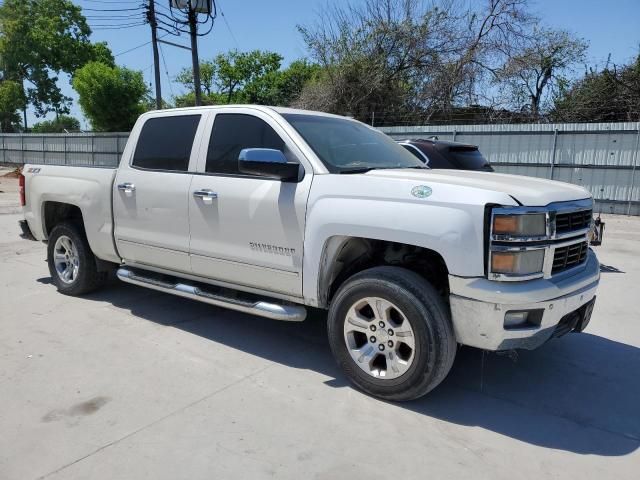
116,267,306,322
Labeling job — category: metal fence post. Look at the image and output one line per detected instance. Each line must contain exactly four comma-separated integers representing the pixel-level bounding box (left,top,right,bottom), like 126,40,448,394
627,128,640,216
91,135,95,167
549,128,558,180
115,135,119,167
63,136,68,165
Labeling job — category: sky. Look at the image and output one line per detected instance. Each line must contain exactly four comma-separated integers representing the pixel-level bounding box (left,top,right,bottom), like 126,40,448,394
33,0,640,128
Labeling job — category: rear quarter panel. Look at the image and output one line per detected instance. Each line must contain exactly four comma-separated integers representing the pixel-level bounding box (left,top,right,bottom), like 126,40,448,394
24,165,120,263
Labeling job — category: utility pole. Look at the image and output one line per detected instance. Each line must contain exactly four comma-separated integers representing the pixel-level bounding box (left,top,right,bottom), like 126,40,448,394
187,1,202,106
147,0,162,109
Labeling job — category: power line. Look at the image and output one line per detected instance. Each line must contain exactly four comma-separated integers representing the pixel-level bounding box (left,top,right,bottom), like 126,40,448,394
82,7,145,12
91,23,147,30
82,0,140,3
86,14,145,20
114,32,168,57
158,42,175,98
217,0,239,49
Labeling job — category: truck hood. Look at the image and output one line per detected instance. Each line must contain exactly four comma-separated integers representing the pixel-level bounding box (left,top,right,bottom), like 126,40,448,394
365,169,590,206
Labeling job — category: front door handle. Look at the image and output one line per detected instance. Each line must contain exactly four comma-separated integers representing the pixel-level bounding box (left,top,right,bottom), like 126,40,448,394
193,189,218,199
117,183,135,195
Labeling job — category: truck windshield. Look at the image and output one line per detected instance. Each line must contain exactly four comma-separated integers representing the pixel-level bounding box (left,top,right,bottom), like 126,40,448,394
282,114,425,173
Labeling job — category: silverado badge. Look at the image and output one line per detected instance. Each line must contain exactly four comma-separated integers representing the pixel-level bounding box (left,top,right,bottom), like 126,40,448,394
411,185,432,198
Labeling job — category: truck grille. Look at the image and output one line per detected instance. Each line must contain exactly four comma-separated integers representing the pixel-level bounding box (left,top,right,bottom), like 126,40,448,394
552,241,588,274
555,209,592,234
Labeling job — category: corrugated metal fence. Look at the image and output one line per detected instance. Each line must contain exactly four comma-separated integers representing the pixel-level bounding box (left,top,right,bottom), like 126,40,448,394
1,122,639,214
380,122,640,215
0,132,129,167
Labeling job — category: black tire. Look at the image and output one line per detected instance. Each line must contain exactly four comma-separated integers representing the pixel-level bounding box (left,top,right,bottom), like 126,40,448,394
47,222,107,296
327,266,456,401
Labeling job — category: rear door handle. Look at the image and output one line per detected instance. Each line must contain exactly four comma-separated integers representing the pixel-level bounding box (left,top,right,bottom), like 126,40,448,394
117,183,135,195
193,189,218,199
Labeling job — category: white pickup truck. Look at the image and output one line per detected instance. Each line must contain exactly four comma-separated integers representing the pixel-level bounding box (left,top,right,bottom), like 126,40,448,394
19,106,600,400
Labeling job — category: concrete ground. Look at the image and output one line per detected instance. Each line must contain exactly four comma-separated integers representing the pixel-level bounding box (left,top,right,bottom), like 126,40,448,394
1,170,639,479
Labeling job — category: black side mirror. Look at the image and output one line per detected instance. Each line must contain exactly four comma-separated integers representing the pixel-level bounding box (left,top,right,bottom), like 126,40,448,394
238,148,300,181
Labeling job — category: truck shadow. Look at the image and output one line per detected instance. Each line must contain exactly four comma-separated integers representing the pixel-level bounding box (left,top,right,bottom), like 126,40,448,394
600,263,625,273
83,281,640,457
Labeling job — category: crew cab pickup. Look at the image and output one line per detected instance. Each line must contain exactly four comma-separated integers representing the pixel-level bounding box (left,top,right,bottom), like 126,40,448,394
20,106,600,400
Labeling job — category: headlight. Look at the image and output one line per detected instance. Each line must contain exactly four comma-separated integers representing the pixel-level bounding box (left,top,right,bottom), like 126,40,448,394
492,213,546,238
490,249,545,276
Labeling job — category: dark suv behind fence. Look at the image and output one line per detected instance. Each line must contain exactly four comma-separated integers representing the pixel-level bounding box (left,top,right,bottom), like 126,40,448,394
398,138,494,171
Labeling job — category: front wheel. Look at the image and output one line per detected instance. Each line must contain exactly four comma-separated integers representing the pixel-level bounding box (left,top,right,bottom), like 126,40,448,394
47,222,107,296
327,266,456,401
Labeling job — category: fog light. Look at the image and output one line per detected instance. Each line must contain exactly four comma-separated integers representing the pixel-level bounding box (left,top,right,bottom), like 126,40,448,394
503,309,544,330
504,311,529,329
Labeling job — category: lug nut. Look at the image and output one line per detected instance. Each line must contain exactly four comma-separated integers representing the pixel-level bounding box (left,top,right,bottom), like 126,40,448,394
387,340,394,348
378,344,385,351
388,329,394,336
370,336,376,343
379,321,385,328
370,325,376,332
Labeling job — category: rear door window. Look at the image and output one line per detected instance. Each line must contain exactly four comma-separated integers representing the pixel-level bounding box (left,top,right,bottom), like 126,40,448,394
406,143,454,169
132,115,201,171
401,144,430,164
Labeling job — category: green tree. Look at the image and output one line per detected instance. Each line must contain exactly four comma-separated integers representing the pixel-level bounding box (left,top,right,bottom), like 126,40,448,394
0,0,97,126
31,115,80,133
175,50,285,106
91,42,116,68
243,60,321,105
73,62,148,132
176,61,216,96
0,80,25,132
215,50,282,102
552,54,640,122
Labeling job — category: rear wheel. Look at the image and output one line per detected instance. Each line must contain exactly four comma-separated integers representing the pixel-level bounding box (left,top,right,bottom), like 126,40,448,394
328,266,456,401
47,222,107,295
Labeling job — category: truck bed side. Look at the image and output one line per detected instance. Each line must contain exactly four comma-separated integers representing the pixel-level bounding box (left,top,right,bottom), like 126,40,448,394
23,165,120,263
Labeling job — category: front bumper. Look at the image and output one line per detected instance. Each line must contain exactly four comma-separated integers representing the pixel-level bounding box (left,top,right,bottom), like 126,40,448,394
449,248,600,351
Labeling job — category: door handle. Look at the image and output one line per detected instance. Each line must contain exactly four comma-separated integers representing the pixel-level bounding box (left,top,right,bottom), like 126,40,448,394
193,189,218,199
117,183,135,194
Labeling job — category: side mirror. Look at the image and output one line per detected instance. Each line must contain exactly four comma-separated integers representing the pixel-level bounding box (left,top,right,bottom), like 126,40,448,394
238,148,300,181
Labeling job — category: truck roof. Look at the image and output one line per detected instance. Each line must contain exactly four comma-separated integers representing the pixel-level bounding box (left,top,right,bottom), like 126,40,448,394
139,104,350,121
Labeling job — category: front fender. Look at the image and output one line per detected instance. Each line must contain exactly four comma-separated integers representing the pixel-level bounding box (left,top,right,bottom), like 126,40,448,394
302,174,516,306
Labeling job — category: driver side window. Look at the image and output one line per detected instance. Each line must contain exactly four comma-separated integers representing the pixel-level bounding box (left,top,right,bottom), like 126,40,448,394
205,114,287,175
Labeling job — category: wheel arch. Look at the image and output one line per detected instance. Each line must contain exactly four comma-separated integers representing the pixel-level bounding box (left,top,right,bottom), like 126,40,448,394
314,235,450,309
43,201,116,273
42,201,84,238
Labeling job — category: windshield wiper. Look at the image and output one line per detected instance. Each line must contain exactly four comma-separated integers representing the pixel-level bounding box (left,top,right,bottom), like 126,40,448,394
338,167,378,174
338,165,427,174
